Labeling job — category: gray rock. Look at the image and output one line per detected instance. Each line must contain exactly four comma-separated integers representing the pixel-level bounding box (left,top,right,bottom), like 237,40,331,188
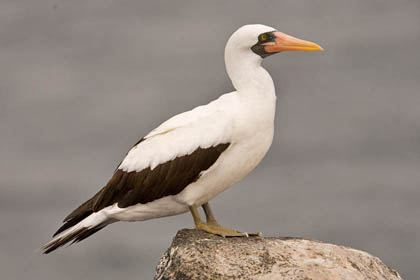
154,229,402,280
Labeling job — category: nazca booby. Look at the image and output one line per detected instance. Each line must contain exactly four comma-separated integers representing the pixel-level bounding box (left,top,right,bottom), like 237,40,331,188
42,24,322,253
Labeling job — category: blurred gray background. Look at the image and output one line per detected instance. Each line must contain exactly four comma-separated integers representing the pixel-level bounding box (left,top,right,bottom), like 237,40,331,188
1,0,419,279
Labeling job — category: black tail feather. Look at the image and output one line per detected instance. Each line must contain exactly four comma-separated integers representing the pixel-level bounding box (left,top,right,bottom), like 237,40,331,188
43,223,108,254
53,211,93,237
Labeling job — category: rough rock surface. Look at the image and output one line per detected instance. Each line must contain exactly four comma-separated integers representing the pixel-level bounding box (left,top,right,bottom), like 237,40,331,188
154,229,402,280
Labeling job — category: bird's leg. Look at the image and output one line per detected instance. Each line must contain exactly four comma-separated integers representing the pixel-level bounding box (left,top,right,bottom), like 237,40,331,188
201,202,218,225
189,205,204,228
189,203,261,237
189,204,247,237
203,202,262,237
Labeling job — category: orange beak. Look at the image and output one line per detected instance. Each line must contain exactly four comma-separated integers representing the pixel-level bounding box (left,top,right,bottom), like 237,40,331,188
264,31,323,53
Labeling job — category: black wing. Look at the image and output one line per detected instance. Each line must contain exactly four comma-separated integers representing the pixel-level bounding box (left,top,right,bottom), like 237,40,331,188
54,143,230,237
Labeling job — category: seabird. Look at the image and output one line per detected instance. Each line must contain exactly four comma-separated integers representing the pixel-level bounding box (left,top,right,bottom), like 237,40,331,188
42,24,322,253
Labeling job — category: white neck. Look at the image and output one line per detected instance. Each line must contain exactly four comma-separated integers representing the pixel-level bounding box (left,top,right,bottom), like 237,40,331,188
225,44,275,97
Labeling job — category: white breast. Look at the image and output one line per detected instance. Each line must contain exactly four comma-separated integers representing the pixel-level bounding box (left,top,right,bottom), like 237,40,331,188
176,93,276,206
176,128,274,207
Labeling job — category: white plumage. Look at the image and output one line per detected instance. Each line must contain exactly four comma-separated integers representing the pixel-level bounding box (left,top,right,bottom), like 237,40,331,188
42,24,322,253
115,25,277,219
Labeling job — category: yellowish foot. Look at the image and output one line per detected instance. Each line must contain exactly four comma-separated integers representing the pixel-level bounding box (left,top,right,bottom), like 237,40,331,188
189,204,262,238
196,221,262,238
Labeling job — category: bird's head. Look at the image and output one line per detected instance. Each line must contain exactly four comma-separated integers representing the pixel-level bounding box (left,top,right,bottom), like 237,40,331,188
225,24,323,91
226,24,323,60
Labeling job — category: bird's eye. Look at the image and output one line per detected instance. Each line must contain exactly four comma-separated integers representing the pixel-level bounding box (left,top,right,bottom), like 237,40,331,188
260,34,267,41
